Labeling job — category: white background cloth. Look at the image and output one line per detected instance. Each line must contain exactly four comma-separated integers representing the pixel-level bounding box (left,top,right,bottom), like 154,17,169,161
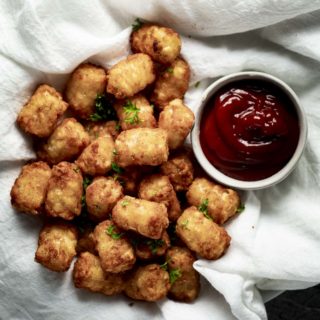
1,1,320,319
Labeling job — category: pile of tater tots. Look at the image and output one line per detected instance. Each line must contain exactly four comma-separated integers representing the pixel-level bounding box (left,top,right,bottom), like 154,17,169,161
10,21,243,303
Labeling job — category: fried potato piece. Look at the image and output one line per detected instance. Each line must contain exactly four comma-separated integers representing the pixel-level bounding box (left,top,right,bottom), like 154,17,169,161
112,196,169,239
10,161,51,215
35,222,77,272
114,94,156,130
114,128,168,167
159,99,195,150
161,151,194,192
65,63,107,119
37,118,90,164
17,84,68,138
45,162,83,220
86,177,123,222
76,229,96,255
186,178,240,224
138,174,181,221
151,58,190,109
85,120,119,142
131,24,181,65
124,264,170,301
106,54,155,99
176,206,231,260
73,252,125,295
133,231,170,260
94,220,136,273
75,134,114,176
166,246,200,302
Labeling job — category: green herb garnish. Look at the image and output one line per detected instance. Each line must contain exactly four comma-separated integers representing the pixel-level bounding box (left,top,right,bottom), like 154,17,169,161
169,268,182,284
198,198,212,220
236,203,245,213
181,220,189,229
166,67,174,74
146,239,165,255
115,122,121,132
106,225,124,240
121,200,129,207
89,93,117,122
83,176,92,190
111,162,123,174
132,18,143,32
160,261,168,270
123,100,140,125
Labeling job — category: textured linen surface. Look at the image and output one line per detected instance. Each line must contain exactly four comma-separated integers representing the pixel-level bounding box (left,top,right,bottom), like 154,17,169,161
1,1,320,320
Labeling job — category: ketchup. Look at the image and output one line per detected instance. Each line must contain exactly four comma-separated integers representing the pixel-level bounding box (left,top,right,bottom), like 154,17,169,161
200,80,299,181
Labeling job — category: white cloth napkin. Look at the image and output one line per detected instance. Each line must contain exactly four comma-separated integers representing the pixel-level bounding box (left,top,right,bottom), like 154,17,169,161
1,1,320,319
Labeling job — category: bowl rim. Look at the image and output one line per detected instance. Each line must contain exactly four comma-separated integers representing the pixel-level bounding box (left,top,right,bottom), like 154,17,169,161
191,71,308,190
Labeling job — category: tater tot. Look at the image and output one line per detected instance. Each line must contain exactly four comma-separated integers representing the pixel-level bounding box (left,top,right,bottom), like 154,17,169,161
37,118,90,164
176,206,231,260
158,99,195,150
132,231,170,260
10,161,51,215
114,128,168,167
112,196,169,239
76,229,96,255
45,162,83,220
124,264,170,301
160,151,194,191
186,178,241,224
35,222,77,272
114,94,156,130
166,246,200,302
107,54,155,99
17,84,68,138
85,120,119,142
151,58,190,109
131,24,181,65
93,220,136,273
138,174,181,221
75,134,114,176
86,177,123,222
65,63,107,119
73,252,125,295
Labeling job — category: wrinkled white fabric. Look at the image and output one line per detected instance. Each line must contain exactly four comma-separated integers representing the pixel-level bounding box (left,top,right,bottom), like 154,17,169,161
1,1,320,319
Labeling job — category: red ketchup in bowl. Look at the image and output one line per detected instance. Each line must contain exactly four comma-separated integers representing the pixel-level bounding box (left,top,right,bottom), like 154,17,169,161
200,80,300,181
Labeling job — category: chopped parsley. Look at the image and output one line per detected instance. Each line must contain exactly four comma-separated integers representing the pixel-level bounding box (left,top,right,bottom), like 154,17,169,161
111,162,123,174
115,122,121,132
181,220,189,229
89,93,117,122
236,203,245,213
83,176,92,190
198,198,212,220
123,100,140,125
121,200,129,207
146,239,165,255
166,67,174,74
160,261,168,270
169,268,182,284
132,18,143,32
81,176,93,208
106,225,124,240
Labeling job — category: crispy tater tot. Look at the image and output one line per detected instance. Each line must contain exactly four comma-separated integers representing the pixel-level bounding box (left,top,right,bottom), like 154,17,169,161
65,63,107,119
158,99,195,150
85,120,120,142
76,229,96,255
112,196,169,239
45,162,83,220
186,177,241,224
86,176,123,222
138,174,181,221
124,264,170,301
75,134,114,176
131,24,181,65
176,206,231,260
114,94,156,130
17,84,68,138
114,128,168,167
94,220,136,273
161,151,194,192
37,118,90,164
10,161,51,215
35,222,78,272
73,252,125,295
107,54,155,99
151,58,190,109
132,231,170,260
166,246,200,302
